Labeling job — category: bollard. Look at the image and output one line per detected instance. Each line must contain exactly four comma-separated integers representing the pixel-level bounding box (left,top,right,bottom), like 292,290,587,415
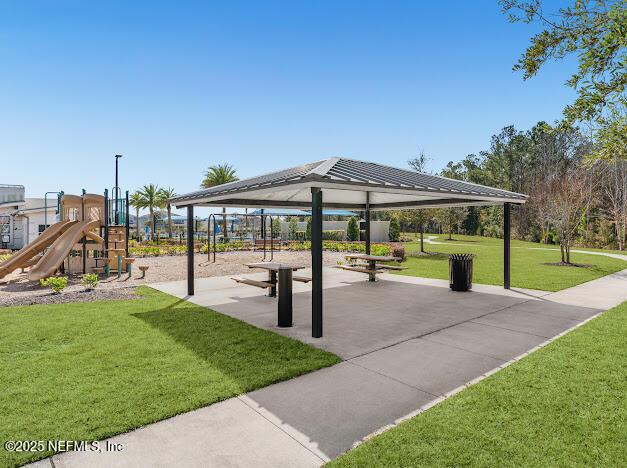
117,255,121,279
278,267,293,327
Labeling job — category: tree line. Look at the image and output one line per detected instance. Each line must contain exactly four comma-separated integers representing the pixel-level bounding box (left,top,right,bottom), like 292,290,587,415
391,122,626,261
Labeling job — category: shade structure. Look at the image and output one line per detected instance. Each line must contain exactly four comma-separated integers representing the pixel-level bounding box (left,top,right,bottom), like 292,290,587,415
172,157,527,338
171,157,527,210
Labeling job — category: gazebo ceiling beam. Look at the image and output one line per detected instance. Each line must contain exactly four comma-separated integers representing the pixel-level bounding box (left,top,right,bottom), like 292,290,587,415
191,199,367,210
368,198,500,209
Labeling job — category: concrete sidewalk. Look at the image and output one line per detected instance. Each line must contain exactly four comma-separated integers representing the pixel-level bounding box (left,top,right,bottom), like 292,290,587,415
37,269,627,468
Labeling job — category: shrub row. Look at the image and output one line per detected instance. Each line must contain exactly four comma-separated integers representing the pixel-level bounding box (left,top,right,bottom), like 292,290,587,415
322,230,345,241
199,241,246,254
129,245,188,257
286,241,391,256
129,240,399,258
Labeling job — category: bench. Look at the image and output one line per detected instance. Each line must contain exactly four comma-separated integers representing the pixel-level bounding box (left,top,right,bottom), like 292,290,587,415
352,262,407,271
293,275,311,283
231,276,273,289
334,265,385,275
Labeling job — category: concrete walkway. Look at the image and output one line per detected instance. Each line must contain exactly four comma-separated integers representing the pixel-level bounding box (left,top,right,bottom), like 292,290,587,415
422,234,627,262
523,247,627,262
37,268,627,468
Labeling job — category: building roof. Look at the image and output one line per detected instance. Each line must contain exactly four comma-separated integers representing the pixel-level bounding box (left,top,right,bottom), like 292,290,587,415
172,157,527,210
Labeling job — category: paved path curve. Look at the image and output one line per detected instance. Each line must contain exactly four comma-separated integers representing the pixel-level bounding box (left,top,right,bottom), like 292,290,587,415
424,234,627,262
523,247,627,262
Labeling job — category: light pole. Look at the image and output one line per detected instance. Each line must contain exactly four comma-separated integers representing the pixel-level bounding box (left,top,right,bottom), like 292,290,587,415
115,154,123,224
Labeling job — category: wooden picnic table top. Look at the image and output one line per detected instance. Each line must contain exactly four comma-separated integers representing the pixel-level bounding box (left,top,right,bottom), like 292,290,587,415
344,253,399,262
245,262,306,271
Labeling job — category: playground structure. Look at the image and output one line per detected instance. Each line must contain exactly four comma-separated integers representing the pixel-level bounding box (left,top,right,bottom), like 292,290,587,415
0,189,131,281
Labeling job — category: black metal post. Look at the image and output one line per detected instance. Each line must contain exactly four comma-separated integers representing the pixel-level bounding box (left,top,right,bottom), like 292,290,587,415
212,215,216,262
269,215,274,261
311,187,323,338
278,267,293,327
207,214,214,262
104,189,109,266
261,209,266,261
187,205,195,296
81,190,86,274
125,191,130,258
114,154,122,225
365,191,371,256
245,208,248,242
504,202,511,289
269,270,277,297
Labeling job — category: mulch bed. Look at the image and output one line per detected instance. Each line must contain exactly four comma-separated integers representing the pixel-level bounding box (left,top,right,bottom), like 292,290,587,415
0,287,140,308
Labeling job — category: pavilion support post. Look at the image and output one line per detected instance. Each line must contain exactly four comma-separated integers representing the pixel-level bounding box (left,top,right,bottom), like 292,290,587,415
504,202,511,289
187,205,195,296
311,187,323,338
365,192,371,256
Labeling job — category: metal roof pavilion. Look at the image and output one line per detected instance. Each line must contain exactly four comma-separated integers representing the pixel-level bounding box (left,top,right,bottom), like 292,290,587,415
171,157,527,210
172,157,526,339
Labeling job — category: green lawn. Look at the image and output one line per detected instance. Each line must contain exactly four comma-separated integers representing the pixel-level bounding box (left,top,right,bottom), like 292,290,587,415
0,287,340,467
329,301,627,468
396,233,626,291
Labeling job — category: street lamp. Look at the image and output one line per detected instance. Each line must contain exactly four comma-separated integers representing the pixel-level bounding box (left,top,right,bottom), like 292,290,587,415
115,154,123,224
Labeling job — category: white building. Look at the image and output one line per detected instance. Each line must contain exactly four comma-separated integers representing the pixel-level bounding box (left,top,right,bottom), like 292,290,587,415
0,185,59,250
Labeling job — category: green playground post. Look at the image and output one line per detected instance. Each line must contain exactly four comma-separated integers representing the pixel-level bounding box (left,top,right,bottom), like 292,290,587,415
127,263,132,278
117,255,121,279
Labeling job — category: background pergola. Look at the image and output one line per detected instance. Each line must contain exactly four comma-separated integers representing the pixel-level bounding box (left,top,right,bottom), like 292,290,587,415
172,157,527,338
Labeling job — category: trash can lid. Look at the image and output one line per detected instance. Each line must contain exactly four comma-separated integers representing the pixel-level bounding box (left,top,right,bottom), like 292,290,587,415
449,253,474,260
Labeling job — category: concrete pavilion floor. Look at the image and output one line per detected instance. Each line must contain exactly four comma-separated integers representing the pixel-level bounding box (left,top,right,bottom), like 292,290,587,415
151,267,599,360
43,268,626,467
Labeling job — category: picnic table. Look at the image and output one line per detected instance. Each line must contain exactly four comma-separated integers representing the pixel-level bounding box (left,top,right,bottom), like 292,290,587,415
239,262,307,297
232,262,310,328
336,253,405,282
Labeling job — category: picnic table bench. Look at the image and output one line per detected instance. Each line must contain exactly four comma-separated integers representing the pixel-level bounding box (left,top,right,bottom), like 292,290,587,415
336,253,406,281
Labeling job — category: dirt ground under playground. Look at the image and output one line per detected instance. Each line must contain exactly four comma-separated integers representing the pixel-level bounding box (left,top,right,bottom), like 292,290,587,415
0,251,346,307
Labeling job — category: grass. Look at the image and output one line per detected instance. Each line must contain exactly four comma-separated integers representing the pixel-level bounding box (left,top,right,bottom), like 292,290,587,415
0,287,340,467
397,233,626,291
329,301,627,468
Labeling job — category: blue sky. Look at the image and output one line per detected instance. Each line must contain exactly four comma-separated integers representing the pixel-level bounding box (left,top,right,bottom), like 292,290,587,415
2,0,574,212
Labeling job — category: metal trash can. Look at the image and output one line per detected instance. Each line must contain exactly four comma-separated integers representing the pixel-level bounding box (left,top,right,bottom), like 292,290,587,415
449,254,473,291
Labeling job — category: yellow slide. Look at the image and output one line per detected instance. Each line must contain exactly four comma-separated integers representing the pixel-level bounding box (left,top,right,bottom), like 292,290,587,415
28,220,102,281
0,220,77,279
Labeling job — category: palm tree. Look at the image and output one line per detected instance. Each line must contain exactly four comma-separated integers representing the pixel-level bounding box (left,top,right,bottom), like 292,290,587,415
129,192,143,240
136,184,161,240
157,187,177,238
201,164,239,242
